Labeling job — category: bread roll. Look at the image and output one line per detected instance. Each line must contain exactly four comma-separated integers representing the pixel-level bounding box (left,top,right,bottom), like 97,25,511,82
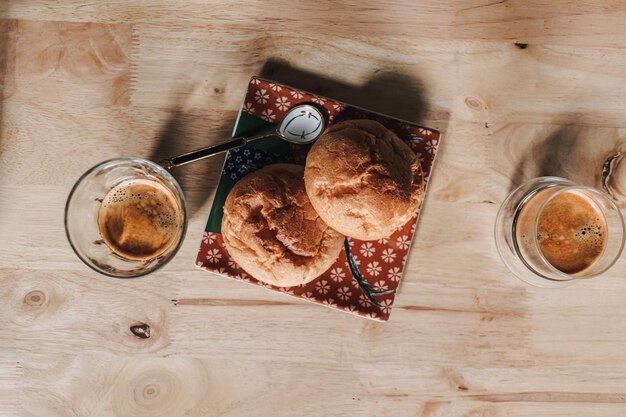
221,164,344,287
304,119,424,240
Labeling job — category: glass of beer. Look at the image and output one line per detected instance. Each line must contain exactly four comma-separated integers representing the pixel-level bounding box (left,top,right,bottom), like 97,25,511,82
65,157,188,278
495,177,624,287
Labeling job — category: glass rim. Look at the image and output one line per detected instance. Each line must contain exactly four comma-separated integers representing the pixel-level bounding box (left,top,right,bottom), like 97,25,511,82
531,184,625,280
64,156,188,279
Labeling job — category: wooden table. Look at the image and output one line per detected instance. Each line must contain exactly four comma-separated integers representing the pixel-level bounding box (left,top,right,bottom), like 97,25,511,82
2,1,626,415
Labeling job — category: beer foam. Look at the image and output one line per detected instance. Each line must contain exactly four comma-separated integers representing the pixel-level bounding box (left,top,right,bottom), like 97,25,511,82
98,179,182,261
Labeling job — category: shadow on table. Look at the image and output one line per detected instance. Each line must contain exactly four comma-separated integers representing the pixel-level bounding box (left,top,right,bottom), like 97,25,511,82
149,105,237,218
509,125,584,192
259,58,432,126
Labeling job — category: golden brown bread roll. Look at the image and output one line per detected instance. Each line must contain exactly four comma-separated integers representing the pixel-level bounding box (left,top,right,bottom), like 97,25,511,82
221,164,344,287
304,119,424,240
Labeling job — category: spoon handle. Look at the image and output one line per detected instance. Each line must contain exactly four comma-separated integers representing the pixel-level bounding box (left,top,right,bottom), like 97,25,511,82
159,132,271,170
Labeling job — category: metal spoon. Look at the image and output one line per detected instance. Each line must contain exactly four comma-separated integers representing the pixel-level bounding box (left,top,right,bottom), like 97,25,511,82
159,104,326,170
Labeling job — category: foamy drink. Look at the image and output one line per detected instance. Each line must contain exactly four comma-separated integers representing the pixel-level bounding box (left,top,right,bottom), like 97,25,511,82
97,179,183,261
516,188,607,275
535,191,607,274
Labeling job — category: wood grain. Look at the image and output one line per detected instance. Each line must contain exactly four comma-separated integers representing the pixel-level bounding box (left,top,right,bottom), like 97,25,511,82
2,1,626,415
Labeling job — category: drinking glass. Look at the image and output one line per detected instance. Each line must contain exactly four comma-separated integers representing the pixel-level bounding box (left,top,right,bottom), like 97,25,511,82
495,177,624,287
65,157,188,278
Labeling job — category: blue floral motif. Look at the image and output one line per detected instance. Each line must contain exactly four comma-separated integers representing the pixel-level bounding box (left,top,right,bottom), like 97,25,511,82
222,145,294,182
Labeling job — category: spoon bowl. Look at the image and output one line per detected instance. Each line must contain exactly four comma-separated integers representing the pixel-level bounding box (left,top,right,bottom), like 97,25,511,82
160,103,326,169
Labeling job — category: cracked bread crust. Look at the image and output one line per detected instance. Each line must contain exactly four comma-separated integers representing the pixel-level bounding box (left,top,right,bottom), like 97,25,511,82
304,119,424,241
221,164,344,287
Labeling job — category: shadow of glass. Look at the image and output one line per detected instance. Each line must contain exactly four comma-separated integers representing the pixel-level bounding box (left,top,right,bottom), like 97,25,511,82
534,126,582,179
509,126,582,192
149,107,238,218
